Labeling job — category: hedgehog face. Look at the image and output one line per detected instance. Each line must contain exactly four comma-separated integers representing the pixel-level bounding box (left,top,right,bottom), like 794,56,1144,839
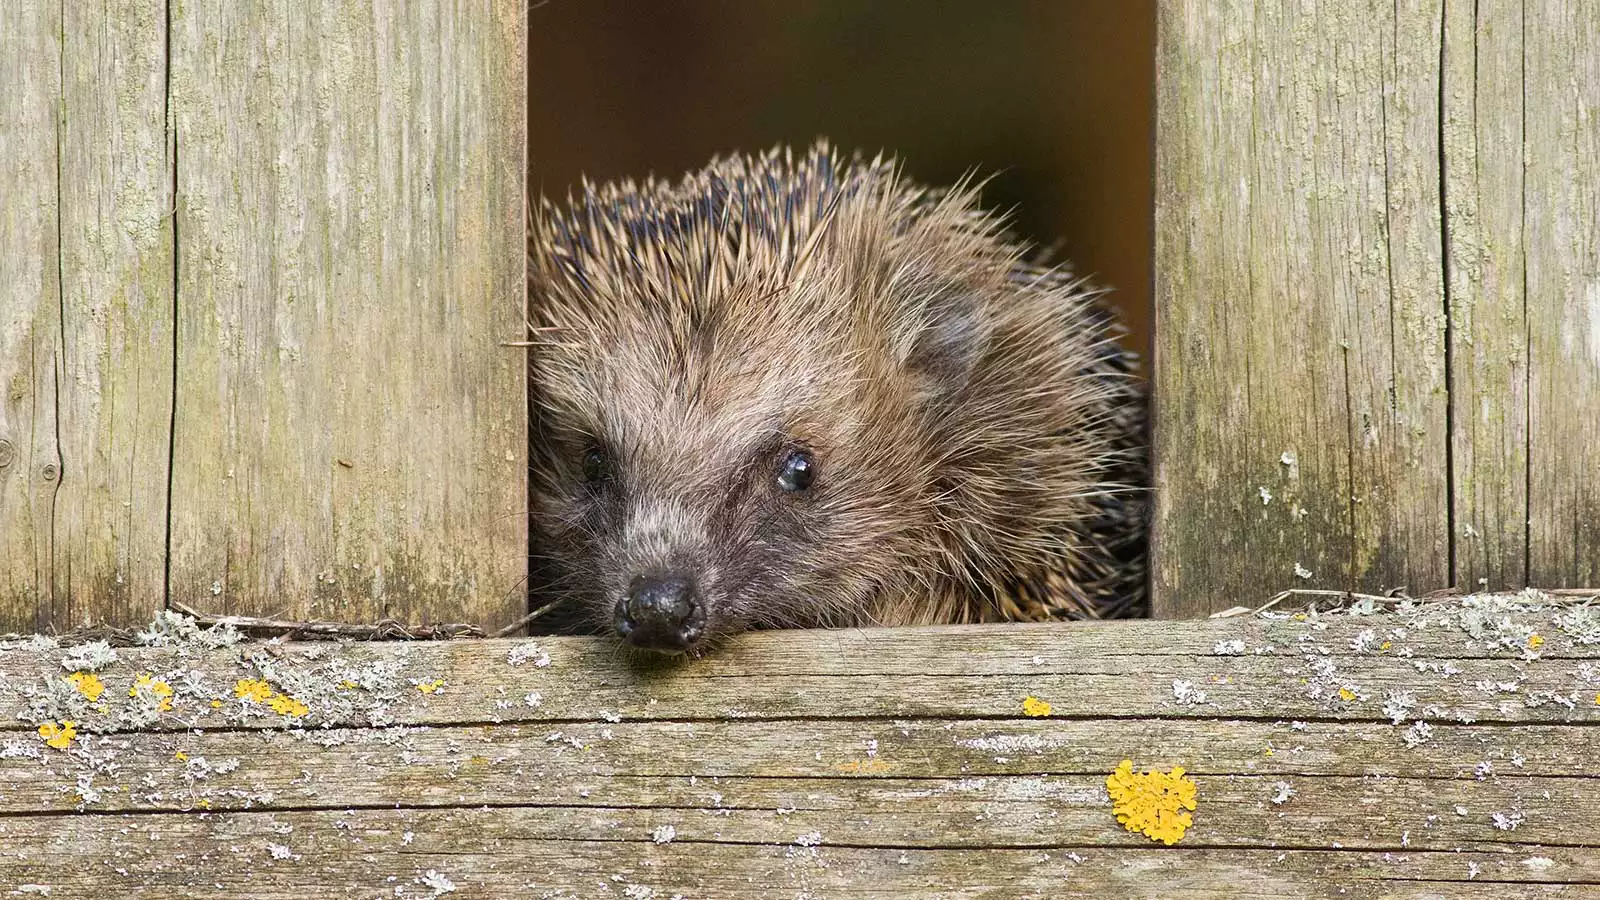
528,311,934,653
527,142,1137,649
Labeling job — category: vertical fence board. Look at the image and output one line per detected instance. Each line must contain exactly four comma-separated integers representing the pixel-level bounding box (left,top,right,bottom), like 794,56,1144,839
52,0,175,629
0,2,63,632
1358,0,1454,593
1347,0,1452,593
1443,0,1528,591
1153,0,1450,617
1525,0,1600,587
166,2,528,628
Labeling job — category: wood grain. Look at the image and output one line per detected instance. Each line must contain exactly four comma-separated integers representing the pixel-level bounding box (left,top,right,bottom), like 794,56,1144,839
5,814,1592,900
1,595,1596,897
1361,0,1455,594
1525,0,1600,588
2,2,526,630
1444,0,1530,590
1156,0,1599,615
0,1,64,632
1153,0,1451,617
51,0,175,629
164,1,528,628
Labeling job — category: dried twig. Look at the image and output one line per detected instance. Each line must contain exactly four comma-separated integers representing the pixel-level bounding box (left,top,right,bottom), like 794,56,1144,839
39,622,143,647
170,602,484,641
1211,585,1600,620
1208,588,1404,619
1419,585,1600,600
491,597,570,638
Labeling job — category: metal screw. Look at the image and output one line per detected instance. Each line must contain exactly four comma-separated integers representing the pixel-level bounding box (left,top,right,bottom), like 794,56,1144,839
0,439,13,468
42,463,59,481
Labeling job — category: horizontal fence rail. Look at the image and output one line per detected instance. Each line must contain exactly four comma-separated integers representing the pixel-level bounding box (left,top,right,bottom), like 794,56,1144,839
2,593,1597,896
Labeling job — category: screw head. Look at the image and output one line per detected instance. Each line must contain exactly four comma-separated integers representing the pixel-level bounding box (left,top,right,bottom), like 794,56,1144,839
0,439,13,468
41,463,58,481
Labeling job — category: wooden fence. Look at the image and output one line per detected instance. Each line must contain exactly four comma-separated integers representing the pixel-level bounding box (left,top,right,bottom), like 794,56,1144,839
3,2,1600,898
1154,0,1600,617
0,1,528,634
3,5,1598,625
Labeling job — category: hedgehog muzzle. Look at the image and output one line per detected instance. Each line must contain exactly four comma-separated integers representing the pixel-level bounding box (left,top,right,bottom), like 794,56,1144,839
616,574,705,652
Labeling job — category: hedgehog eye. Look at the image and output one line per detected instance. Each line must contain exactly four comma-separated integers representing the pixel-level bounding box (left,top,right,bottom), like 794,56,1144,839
581,446,610,484
776,450,815,493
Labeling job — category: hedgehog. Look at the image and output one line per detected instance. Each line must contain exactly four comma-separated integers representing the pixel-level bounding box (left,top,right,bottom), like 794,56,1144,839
526,141,1146,653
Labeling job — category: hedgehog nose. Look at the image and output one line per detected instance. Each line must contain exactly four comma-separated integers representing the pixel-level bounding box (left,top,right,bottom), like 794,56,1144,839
616,575,703,651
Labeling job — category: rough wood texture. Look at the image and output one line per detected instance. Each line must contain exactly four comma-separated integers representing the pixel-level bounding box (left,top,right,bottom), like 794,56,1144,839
1444,0,1528,590
1153,0,1450,618
3,593,1598,897
1,1,174,635
1156,0,1600,616
0,2,529,631
164,2,528,629
1525,0,1600,588
52,0,176,630
0,1,64,631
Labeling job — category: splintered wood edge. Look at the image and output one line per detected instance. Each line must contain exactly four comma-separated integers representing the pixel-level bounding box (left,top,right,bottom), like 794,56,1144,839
3,596,1598,895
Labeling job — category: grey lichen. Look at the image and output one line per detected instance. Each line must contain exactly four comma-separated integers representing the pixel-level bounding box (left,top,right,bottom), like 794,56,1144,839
60,642,119,673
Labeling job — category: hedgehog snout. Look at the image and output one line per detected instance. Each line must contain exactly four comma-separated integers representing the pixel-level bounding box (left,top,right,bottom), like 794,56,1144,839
615,574,705,652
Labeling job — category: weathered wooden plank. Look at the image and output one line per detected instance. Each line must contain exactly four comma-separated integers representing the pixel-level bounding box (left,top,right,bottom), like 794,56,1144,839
5,718,1596,853
2,595,1595,896
1153,0,1450,617
4,598,1598,732
1358,0,1454,591
6,717,1599,811
1444,0,1530,591
5,650,1598,730
51,0,175,629
164,1,528,627
1158,0,1600,611
1,809,1593,898
1525,0,1600,588
0,1,64,631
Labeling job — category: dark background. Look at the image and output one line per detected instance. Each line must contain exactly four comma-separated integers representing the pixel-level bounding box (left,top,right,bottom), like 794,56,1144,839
527,0,1156,361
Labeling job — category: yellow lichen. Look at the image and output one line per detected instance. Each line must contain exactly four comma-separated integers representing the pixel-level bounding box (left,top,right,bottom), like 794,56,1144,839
234,679,274,702
266,693,310,718
130,673,174,712
1528,634,1545,650
210,699,223,709
67,671,105,702
1021,696,1053,717
1337,687,1356,702
416,678,446,695
38,720,77,751
1106,759,1197,845
235,678,309,718
835,759,891,775
174,750,189,761
1379,640,1392,652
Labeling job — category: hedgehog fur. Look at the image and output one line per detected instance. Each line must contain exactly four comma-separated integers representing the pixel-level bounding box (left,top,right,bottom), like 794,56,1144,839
526,141,1147,649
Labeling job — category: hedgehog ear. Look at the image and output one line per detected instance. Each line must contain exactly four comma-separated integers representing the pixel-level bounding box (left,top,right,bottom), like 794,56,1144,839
900,281,987,405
